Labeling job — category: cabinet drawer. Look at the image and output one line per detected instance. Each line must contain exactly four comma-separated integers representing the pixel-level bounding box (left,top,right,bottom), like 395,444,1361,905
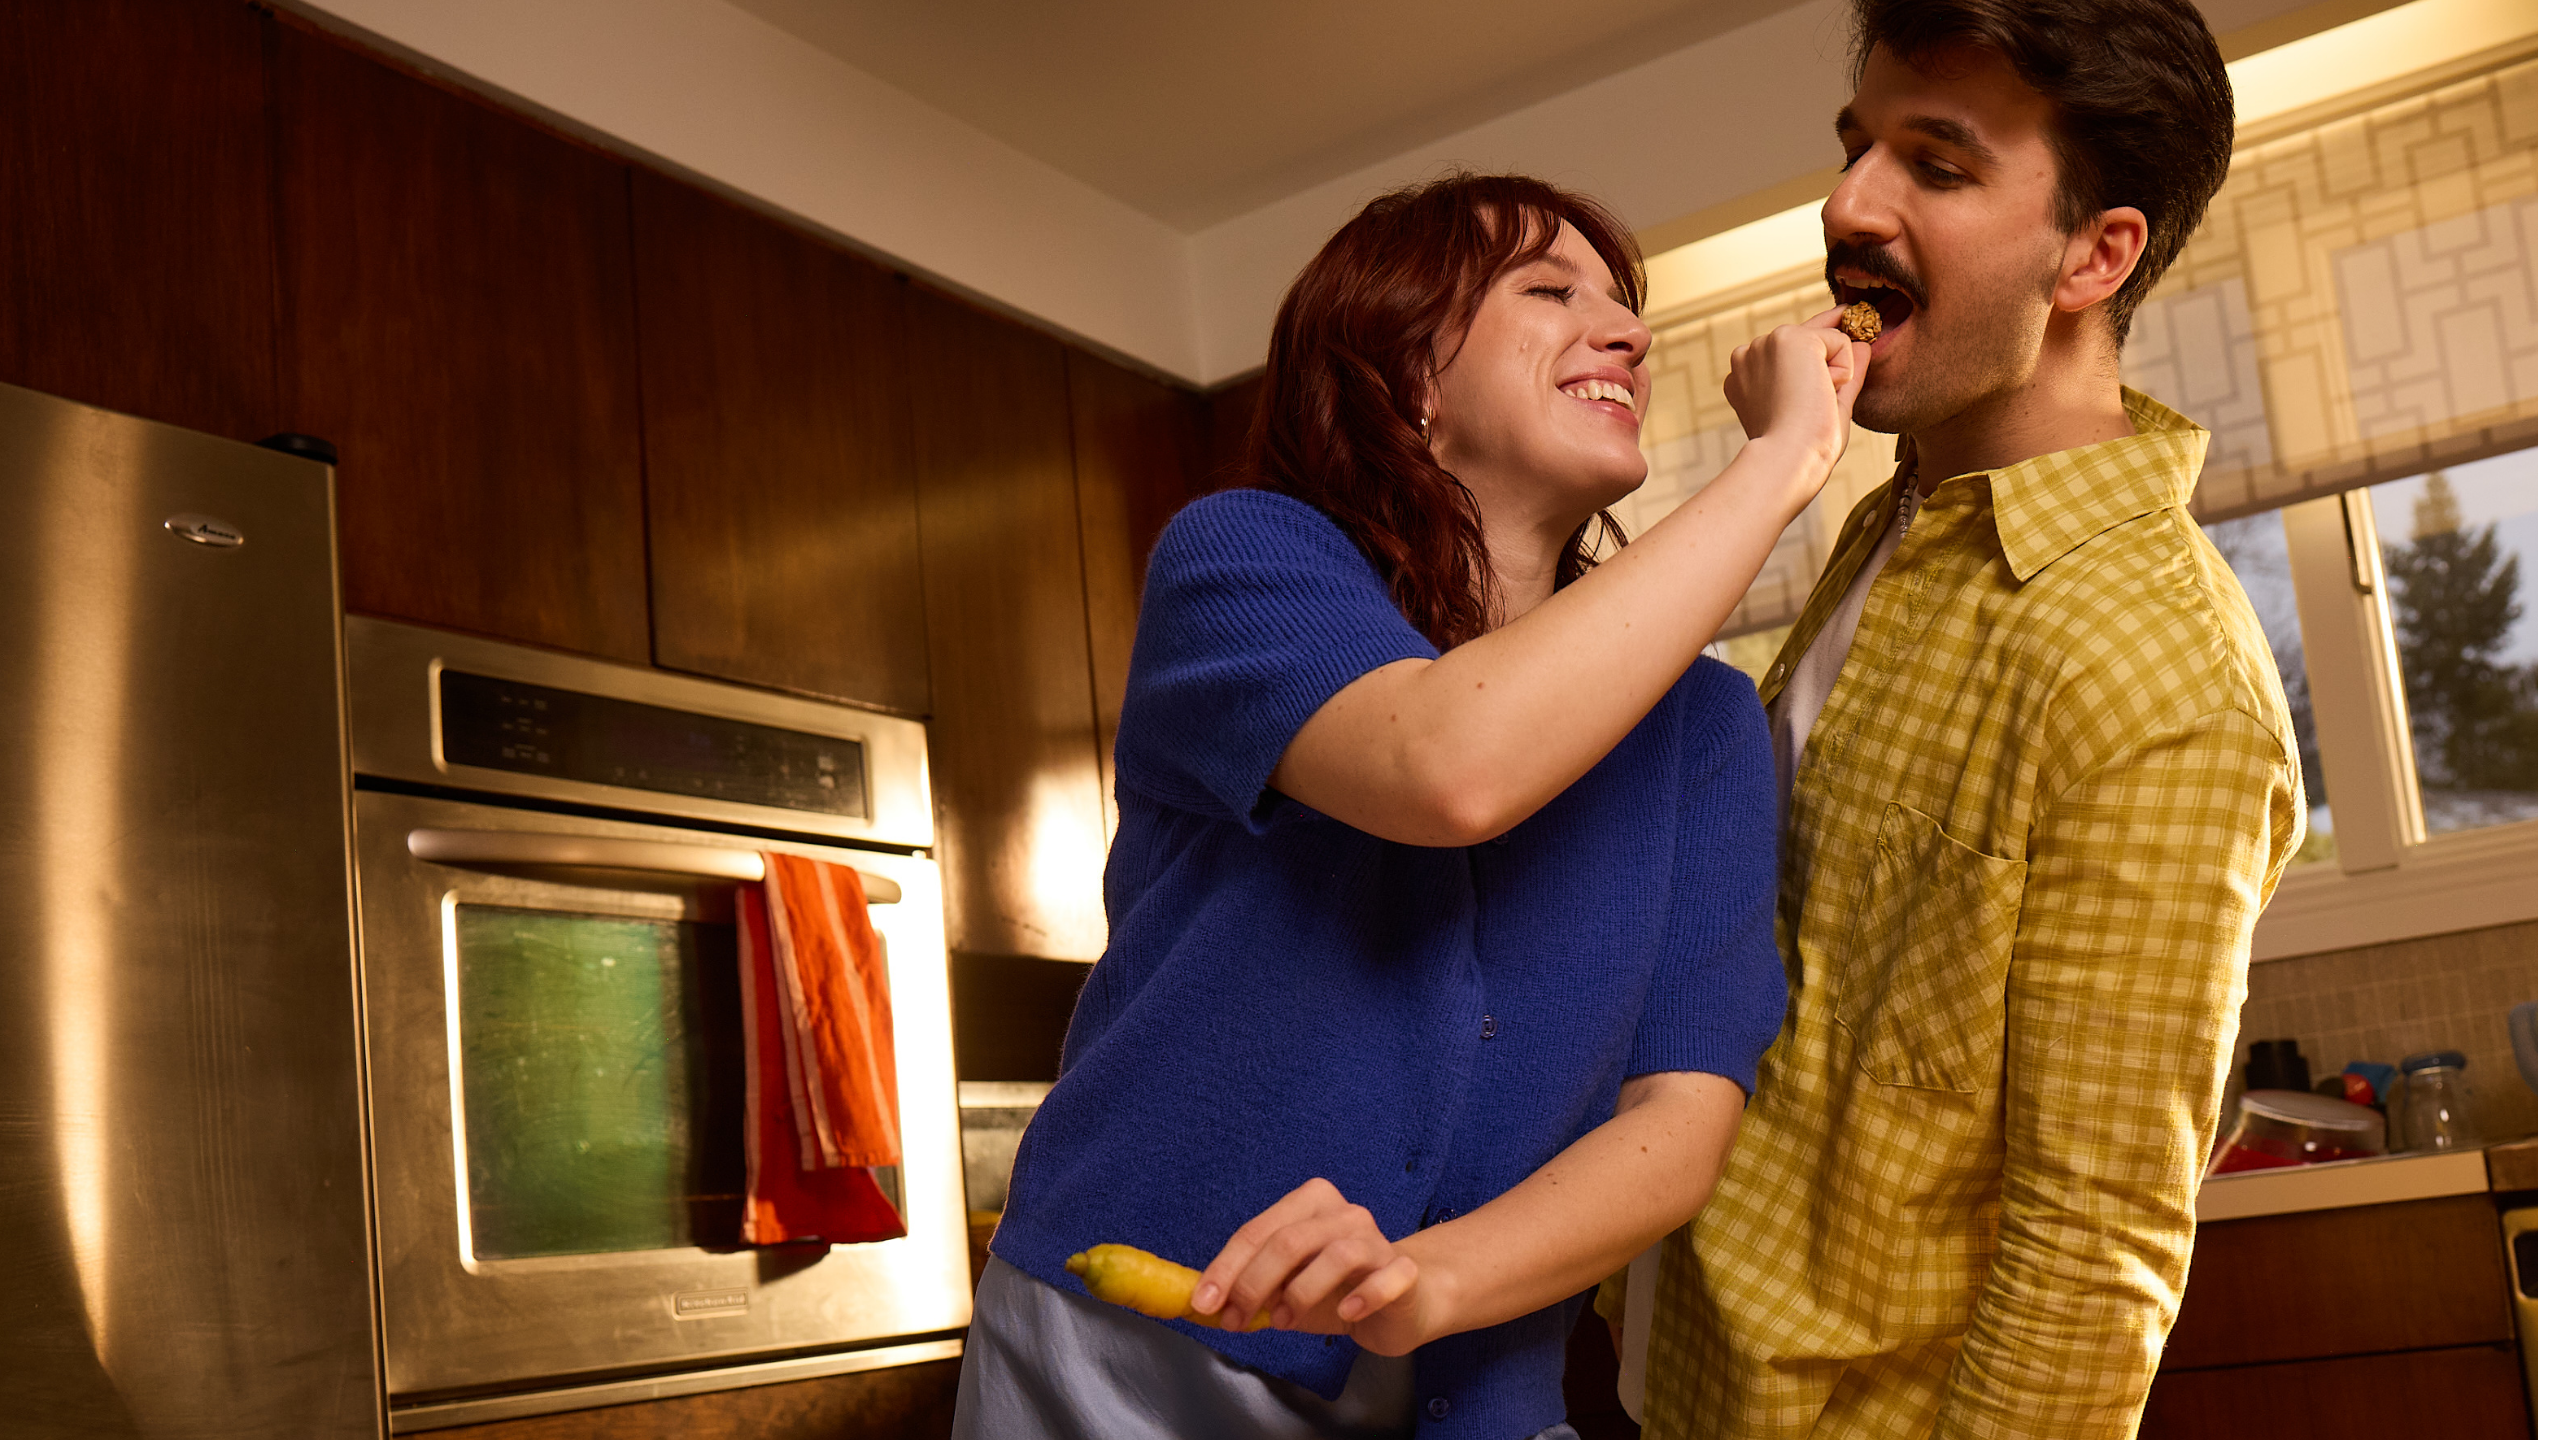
2141,1343,2529,1439
2163,1193,2512,1370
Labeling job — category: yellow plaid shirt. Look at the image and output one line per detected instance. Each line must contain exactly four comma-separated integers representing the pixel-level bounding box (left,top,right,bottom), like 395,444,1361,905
1641,390,2302,1438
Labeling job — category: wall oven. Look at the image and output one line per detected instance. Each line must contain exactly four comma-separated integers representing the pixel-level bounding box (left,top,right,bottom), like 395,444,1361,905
345,618,969,1431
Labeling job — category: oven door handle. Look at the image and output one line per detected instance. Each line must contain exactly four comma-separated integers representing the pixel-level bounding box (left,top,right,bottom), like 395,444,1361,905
405,828,903,903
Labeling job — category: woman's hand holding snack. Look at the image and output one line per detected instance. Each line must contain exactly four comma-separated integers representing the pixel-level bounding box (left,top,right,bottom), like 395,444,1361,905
1192,1178,1437,1356
1723,307,1867,485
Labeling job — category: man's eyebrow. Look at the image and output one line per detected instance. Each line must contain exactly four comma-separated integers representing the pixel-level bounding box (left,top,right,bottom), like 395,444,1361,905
1835,105,1998,168
1904,114,1996,165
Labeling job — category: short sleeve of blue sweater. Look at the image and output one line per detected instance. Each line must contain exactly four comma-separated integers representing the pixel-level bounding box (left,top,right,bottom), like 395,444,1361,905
1114,489,1440,827
1623,660,1785,1083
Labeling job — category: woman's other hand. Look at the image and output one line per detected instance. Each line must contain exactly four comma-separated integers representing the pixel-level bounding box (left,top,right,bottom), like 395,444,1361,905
1192,1178,1438,1356
1723,309,1867,471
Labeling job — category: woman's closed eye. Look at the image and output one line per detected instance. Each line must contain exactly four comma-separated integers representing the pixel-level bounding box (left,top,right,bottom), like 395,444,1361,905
1527,283,1575,303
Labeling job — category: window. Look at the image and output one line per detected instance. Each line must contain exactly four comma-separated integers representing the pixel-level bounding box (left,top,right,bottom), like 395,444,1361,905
2371,451,2537,834
2201,511,2334,862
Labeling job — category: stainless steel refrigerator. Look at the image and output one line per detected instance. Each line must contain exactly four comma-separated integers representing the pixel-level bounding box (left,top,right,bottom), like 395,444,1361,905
0,382,379,1437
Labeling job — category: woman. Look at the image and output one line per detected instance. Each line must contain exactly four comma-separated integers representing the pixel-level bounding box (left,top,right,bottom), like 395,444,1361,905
957,173,1864,1440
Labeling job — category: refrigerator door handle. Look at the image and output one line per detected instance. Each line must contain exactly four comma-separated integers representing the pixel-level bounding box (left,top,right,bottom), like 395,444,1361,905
405,827,903,903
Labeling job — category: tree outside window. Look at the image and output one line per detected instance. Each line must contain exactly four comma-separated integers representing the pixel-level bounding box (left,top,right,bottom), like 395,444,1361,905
2371,451,2538,834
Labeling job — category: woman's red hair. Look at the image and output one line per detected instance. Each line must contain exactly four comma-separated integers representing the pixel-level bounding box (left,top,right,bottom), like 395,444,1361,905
1242,173,1646,652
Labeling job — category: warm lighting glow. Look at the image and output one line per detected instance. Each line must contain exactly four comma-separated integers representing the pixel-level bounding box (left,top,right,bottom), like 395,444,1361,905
2227,0,2532,126
1026,771,1108,944
36,414,137,1374
443,893,483,1269
1642,0,2536,318
1644,198,1828,321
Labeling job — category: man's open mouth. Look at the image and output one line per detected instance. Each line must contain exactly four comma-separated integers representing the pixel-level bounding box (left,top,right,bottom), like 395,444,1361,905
1829,262,1920,339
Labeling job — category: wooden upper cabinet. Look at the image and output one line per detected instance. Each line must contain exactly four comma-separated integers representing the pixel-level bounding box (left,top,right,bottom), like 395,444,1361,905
0,0,278,439
908,285,1108,962
272,25,651,664
1206,372,1265,485
1064,351,1211,830
631,173,930,714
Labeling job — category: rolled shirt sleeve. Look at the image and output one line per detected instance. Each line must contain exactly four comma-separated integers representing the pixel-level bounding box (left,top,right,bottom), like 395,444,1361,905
1933,710,2298,1439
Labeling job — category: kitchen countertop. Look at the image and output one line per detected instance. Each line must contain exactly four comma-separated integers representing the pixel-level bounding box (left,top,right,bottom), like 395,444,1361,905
2486,1136,2536,1192
2196,1137,2536,1222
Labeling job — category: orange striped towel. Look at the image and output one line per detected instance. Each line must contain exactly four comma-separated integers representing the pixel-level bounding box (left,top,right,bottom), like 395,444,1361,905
737,853,904,1246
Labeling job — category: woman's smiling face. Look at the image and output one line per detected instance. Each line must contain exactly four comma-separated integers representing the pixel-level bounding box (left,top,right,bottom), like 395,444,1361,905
1427,221,1652,523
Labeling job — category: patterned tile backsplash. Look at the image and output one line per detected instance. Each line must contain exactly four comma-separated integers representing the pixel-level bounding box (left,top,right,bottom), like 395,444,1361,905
2227,920,2537,1143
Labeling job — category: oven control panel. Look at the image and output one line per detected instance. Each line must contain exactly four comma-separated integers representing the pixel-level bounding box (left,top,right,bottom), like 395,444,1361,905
441,670,868,819
345,615,935,850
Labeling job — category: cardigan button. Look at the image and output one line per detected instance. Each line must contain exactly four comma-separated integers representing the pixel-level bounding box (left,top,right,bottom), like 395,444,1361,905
1426,1397,1452,1421
1480,1014,1498,1039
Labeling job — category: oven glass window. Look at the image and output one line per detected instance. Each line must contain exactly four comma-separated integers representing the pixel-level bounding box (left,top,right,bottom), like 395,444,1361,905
453,905,744,1259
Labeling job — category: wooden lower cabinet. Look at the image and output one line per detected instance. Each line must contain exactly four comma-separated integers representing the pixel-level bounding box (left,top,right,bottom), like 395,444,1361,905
2147,1192,2530,1438
2164,1194,2515,1368
2142,1344,2530,1438
432,1359,960,1439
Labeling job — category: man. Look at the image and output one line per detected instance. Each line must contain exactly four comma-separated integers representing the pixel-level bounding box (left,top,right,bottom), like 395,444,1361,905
1623,0,2302,1434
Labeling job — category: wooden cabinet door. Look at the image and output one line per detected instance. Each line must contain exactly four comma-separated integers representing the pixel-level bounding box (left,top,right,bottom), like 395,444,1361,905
632,173,930,715
0,0,277,440
2140,1343,2531,1439
273,25,650,663
908,285,1108,962
1064,350,1210,831
2163,1194,2515,1370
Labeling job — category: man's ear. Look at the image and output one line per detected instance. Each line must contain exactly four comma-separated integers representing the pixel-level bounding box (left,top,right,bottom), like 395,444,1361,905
2054,206,2148,316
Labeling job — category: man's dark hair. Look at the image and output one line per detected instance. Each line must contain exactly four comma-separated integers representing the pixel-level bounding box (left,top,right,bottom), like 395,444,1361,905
1852,0,2234,344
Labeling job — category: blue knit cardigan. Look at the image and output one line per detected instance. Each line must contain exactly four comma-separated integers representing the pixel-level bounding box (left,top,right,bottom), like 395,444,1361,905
992,489,1783,1440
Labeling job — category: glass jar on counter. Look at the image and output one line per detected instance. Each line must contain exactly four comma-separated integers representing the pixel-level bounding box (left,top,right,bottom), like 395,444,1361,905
2393,1050,2481,1152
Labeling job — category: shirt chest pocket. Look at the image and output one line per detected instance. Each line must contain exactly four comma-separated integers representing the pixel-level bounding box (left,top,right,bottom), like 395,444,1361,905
1829,802,2027,1092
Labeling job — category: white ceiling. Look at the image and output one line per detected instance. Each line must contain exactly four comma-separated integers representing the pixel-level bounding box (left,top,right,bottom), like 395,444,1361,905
721,0,1809,231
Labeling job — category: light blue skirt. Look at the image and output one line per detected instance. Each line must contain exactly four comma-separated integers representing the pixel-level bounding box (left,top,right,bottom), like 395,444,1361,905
954,1255,1580,1440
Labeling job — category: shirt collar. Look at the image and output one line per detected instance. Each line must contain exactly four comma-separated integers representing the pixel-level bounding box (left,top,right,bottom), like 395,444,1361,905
1911,388,2207,583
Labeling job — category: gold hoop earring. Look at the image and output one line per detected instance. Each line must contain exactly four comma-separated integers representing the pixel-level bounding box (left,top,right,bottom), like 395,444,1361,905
1418,412,1433,436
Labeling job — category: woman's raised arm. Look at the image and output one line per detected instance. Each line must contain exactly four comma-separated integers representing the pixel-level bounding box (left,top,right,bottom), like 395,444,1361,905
1270,318,1864,846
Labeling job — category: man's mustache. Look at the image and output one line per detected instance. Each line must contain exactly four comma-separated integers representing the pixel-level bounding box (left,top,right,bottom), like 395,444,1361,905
1825,243,1928,313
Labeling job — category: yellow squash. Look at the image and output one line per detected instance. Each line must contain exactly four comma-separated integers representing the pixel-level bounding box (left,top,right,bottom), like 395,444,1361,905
1064,1243,1270,1331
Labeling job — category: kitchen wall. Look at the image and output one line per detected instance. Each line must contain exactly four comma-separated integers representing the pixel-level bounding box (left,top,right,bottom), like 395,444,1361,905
2229,920,2537,1142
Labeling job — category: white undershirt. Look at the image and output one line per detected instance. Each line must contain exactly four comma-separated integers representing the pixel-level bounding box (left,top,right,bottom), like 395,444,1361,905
1616,495,1907,1424
1769,506,1907,825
